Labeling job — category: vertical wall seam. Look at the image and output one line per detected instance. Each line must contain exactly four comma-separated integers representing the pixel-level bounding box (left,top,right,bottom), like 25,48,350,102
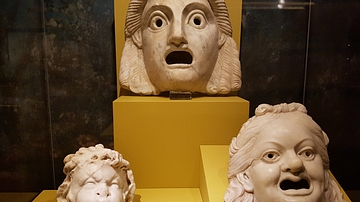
302,0,313,104
40,0,57,189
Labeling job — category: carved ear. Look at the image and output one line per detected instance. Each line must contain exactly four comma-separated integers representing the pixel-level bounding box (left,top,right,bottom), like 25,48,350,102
237,171,254,193
218,32,227,48
132,29,142,48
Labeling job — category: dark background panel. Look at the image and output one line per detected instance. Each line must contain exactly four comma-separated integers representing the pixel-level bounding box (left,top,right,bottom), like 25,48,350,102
0,0,54,191
43,0,117,187
0,0,117,192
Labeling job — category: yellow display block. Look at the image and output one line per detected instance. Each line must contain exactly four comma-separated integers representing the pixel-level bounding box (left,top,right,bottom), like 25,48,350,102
199,145,352,202
200,145,229,202
114,0,242,94
0,192,38,202
135,188,202,202
32,190,56,202
32,188,202,202
113,96,249,188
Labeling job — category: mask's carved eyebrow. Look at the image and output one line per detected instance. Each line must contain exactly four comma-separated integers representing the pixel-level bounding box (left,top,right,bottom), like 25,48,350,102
257,141,284,150
81,163,106,183
249,141,283,159
142,5,173,25
294,138,316,151
183,2,215,20
76,172,95,186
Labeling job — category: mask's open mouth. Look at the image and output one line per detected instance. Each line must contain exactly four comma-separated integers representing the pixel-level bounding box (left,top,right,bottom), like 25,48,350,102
280,179,310,190
166,51,193,65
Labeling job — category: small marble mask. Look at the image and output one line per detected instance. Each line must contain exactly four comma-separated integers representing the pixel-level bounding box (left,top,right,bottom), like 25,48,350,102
119,0,241,95
57,144,135,202
224,103,345,202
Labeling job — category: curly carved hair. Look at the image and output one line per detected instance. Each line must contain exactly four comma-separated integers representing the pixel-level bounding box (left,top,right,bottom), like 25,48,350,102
56,144,135,202
224,103,345,202
119,0,241,95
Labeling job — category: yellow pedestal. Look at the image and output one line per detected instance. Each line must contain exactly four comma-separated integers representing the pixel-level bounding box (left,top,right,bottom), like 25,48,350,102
32,190,56,202
134,188,202,202
200,145,229,202
32,188,203,202
113,96,249,188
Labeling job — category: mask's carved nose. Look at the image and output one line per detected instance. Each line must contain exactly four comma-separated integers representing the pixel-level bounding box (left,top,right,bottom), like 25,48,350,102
281,153,305,174
167,20,188,46
96,184,111,198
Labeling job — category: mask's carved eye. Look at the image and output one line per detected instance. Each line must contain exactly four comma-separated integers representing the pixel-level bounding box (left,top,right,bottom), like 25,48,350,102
148,11,168,30
156,19,163,27
188,11,207,29
298,147,315,160
84,179,96,187
193,17,201,26
262,151,280,163
109,180,119,188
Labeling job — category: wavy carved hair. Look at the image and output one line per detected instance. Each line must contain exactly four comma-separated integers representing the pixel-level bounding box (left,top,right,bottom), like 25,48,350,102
56,144,135,202
119,0,241,95
224,103,345,202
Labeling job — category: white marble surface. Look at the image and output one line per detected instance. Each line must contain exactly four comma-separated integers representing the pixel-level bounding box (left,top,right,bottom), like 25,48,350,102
119,0,241,95
57,144,135,202
225,103,346,202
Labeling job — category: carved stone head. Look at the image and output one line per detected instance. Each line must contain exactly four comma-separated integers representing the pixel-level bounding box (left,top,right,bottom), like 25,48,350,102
57,144,135,202
224,103,345,202
120,0,241,95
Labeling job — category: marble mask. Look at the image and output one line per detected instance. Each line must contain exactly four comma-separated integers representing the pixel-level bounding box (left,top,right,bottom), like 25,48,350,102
57,144,135,202
224,103,345,202
120,0,241,95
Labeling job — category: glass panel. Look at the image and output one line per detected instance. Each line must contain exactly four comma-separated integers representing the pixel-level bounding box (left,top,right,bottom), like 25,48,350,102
239,0,311,115
43,0,117,188
304,0,360,190
0,0,359,194
0,0,54,191
0,0,117,191
239,0,360,191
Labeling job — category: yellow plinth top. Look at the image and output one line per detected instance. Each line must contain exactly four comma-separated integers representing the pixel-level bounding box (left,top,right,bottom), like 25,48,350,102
32,189,202,202
32,190,57,202
200,145,229,202
115,95,248,102
135,188,202,202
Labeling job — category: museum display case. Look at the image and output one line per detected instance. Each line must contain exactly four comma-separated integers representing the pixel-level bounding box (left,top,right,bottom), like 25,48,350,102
0,0,359,201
